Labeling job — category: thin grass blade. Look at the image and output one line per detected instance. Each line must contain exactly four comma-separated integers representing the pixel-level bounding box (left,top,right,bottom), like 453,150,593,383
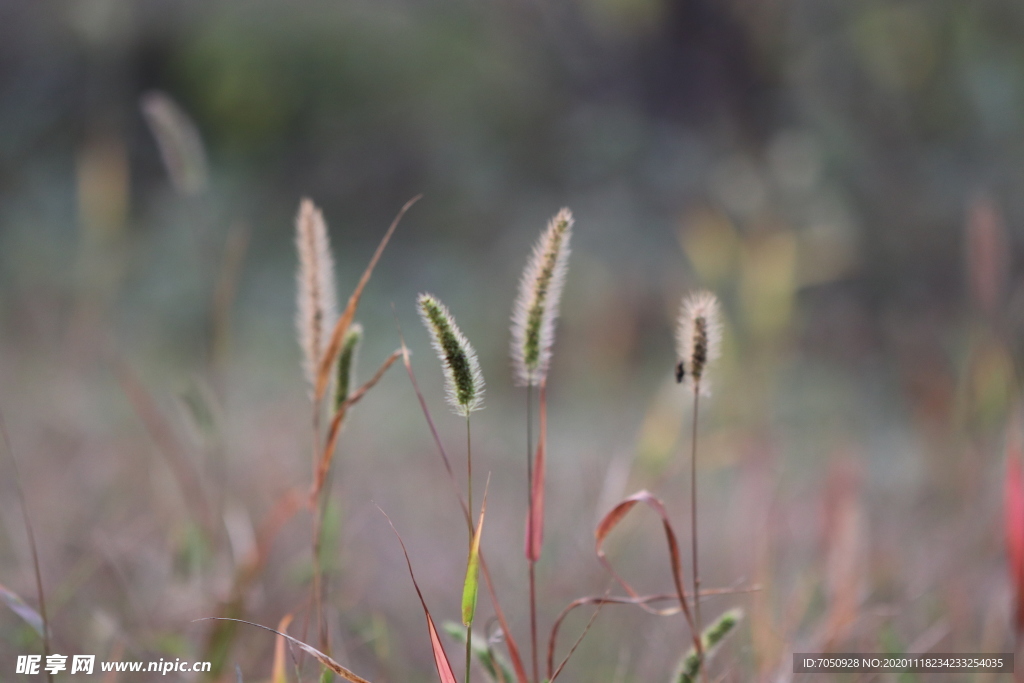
272,614,295,683
117,362,213,533
546,585,758,678
314,350,402,497
194,618,372,683
462,476,490,626
0,582,44,637
315,196,421,402
378,508,458,683
0,410,52,683
443,621,514,683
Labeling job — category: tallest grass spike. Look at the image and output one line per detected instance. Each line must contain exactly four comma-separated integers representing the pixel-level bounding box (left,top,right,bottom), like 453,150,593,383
511,207,574,683
511,208,573,387
675,289,722,682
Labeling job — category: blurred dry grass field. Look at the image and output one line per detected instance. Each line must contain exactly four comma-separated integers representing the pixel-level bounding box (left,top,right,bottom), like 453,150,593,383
3,1,1024,681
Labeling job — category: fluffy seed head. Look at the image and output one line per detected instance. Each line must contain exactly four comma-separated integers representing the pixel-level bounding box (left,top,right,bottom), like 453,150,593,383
419,293,485,416
511,208,574,386
332,323,363,412
675,290,722,393
295,198,338,390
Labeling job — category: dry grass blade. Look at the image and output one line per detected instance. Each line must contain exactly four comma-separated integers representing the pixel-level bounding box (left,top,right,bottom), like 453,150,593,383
0,582,44,637
525,382,547,562
211,222,250,375
203,489,303,675
394,315,531,683
476,558,529,683
313,350,402,498
547,593,675,677
315,195,422,402
395,314,458,492
546,587,760,677
117,361,213,534
378,508,458,683
0,409,53,683
549,591,606,683
272,614,295,683
195,618,373,683
595,490,700,652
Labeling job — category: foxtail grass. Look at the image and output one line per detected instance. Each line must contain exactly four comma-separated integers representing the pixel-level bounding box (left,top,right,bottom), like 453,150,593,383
511,208,573,682
675,290,722,681
395,311,532,683
295,197,412,656
295,198,340,651
419,292,485,683
511,208,573,388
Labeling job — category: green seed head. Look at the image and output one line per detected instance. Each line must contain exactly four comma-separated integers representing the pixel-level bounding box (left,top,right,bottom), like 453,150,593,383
332,323,363,412
418,293,484,416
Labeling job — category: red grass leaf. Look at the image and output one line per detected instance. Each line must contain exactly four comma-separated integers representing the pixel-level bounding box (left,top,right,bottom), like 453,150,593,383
595,490,699,651
379,508,458,683
1006,423,1024,631
525,382,547,562
314,196,420,403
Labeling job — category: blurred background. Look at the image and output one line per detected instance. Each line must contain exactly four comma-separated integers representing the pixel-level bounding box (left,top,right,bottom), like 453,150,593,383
2,0,1024,680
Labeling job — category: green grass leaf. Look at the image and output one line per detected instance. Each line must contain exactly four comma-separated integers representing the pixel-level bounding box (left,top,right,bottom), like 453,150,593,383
462,479,489,627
